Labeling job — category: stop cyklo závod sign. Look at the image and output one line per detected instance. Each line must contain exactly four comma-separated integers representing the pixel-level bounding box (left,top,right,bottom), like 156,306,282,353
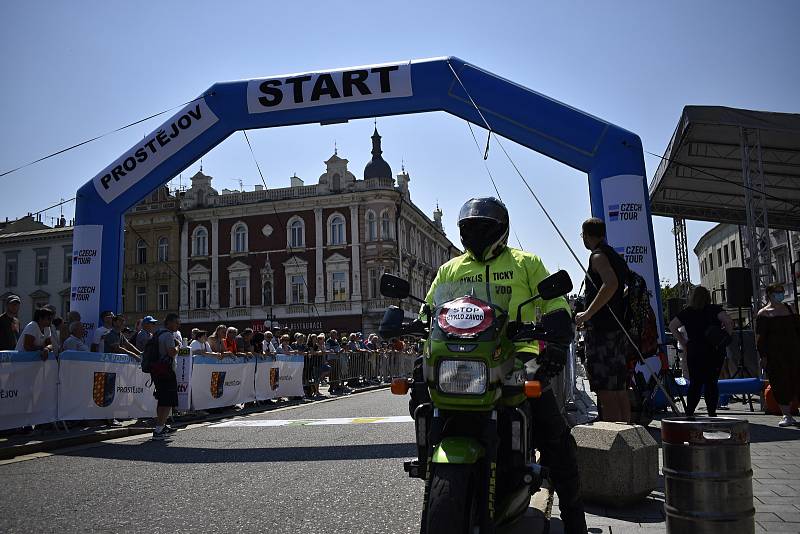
438,297,494,336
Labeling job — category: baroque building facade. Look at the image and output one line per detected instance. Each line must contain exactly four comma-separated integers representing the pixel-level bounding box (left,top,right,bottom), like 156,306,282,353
121,186,181,320
174,129,459,334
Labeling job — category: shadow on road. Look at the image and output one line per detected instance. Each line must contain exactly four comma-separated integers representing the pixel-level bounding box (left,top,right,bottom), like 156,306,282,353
57,441,418,463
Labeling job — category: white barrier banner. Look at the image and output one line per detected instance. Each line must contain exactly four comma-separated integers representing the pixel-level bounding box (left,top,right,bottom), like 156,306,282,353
254,356,279,401
58,351,156,420
175,352,192,411
190,356,255,410
0,352,59,430
276,354,305,398
241,358,256,405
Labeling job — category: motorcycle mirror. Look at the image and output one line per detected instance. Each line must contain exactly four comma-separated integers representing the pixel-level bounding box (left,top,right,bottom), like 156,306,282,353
378,306,405,339
537,270,573,301
515,270,574,322
380,273,410,299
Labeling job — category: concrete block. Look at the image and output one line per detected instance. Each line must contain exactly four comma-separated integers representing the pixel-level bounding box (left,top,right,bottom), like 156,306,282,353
571,422,659,506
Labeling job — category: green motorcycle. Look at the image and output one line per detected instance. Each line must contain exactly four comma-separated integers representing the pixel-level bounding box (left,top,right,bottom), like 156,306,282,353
379,271,574,534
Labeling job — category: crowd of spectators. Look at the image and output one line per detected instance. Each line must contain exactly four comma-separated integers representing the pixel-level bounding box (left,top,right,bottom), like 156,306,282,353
0,294,419,396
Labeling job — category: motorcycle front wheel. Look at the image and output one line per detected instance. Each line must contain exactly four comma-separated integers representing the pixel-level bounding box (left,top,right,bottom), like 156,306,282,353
426,464,479,534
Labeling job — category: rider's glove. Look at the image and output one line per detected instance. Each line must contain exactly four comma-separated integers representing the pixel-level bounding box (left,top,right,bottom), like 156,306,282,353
534,343,568,379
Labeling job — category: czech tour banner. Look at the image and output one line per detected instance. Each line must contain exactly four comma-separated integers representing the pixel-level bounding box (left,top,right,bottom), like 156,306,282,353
0,352,58,430
69,224,103,345
601,174,662,340
190,356,256,410
58,351,156,420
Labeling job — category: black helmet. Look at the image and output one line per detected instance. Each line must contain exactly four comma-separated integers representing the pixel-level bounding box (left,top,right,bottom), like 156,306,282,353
457,197,509,262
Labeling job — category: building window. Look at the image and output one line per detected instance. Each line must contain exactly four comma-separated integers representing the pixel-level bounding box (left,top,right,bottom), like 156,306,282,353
158,237,169,262
35,249,49,285
368,268,379,299
731,241,737,261
5,252,18,287
332,271,347,301
723,244,729,264
192,226,208,256
136,239,147,264
776,253,787,283
291,275,306,304
262,280,273,306
708,252,713,270
193,280,208,308
232,223,248,253
717,248,722,266
288,217,305,248
158,285,169,311
366,211,377,241
232,277,248,307
380,210,391,240
284,256,308,305
329,214,345,245
63,246,72,283
135,286,147,312
332,173,341,191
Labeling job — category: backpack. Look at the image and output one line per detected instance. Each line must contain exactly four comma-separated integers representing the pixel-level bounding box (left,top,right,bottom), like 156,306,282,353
141,328,168,373
622,269,659,360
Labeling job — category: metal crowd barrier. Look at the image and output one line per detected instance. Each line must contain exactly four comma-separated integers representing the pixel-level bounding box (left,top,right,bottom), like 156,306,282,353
299,351,417,389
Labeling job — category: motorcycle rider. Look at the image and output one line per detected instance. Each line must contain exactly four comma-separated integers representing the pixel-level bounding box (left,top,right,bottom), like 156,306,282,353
421,197,587,534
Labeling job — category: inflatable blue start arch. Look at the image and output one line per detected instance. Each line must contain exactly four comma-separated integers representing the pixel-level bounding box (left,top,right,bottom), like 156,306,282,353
72,56,663,339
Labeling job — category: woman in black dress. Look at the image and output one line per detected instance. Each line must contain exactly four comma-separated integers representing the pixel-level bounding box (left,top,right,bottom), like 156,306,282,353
668,286,734,417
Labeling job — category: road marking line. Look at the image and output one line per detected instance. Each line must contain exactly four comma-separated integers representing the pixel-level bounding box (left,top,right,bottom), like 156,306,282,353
210,415,414,428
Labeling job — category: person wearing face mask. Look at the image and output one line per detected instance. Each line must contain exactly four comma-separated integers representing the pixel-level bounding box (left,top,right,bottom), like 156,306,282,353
756,283,800,427
669,286,734,417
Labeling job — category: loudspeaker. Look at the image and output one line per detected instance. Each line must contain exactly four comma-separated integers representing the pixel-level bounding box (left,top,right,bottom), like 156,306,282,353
667,298,686,320
726,267,753,308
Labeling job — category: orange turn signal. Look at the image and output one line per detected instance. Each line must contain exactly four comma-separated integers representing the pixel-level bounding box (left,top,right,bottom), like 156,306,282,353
391,378,411,395
524,380,542,399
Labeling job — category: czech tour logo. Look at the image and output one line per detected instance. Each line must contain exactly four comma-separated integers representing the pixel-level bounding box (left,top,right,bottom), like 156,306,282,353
93,372,116,407
211,371,226,399
608,204,620,221
269,368,280,391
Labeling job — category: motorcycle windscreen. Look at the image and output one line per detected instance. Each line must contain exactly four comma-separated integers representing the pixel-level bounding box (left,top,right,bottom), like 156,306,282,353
432,282,510,339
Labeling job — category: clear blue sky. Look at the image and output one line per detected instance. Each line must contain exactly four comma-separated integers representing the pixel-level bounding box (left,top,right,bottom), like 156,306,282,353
1,1,798,289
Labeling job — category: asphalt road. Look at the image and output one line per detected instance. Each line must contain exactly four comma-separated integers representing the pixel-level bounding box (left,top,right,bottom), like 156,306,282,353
1,390,424,534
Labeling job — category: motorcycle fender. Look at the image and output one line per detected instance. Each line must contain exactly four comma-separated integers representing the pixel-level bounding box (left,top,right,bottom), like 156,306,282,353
431,437,485,464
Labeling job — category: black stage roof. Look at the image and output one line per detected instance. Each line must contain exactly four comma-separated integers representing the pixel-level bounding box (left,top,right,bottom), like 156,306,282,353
649,106,800,230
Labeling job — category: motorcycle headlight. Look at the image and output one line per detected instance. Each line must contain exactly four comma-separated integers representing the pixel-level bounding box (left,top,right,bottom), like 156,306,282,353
438,360,487,395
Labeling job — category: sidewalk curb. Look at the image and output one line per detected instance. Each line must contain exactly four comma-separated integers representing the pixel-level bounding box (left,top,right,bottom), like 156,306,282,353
0,383,390,461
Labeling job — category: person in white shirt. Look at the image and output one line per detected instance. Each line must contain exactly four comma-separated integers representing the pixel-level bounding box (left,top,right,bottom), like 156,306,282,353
62,321,90,352
15,308,54,359
262,331,277,355
91,310,115,352
189,330,214,357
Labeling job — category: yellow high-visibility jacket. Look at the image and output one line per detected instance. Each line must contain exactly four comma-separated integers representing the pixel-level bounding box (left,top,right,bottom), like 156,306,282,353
423,247,570,355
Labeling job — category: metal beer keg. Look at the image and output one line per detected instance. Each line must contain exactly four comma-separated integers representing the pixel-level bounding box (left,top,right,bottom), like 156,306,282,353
662,417,754,533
